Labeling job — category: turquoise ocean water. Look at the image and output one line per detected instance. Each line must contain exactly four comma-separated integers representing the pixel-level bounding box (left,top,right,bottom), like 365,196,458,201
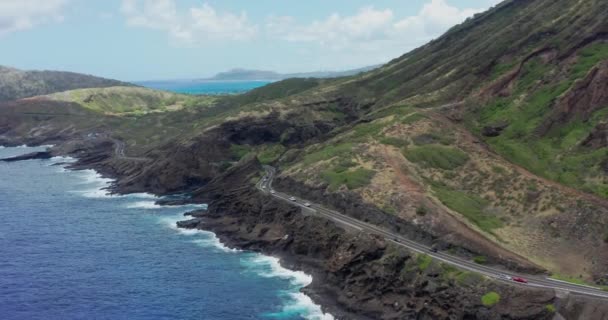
135,80,271,95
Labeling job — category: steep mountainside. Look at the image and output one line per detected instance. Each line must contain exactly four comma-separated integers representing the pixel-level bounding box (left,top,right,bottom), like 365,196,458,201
200,0,608,283
272,0,608,281
325,0,608,199
3,0,608,318
0,66,131,102
339,0,607,107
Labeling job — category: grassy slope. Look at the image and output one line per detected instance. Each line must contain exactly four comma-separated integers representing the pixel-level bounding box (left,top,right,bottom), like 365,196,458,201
95,0,608,279
46,86,217,115
268,0,608,280
316,0,608,201
339,0,607,107
4,0,608,282
469,42,608,198
0,66,130,102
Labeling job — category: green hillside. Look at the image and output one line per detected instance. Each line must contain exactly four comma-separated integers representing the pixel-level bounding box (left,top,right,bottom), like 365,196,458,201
46,86,217,115
0,66,131,102
4,0,608,286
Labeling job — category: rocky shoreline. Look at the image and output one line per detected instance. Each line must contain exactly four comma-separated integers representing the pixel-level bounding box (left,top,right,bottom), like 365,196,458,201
2,140,608,319
170,156,556,320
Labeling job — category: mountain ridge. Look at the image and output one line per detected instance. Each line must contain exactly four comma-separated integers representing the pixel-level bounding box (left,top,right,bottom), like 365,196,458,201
0,65,133,102
205,65,381,81
2,0,608,318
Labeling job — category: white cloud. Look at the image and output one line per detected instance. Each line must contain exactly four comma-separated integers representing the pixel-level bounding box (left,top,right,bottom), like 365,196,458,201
275,7,394,46
271,0,498,50
120,0,257,44
393,0,494,36
116,0,500,71
0,0,68,35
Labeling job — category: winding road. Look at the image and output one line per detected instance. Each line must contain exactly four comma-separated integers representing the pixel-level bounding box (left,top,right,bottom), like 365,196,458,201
257,165,608,299
109,138,148,161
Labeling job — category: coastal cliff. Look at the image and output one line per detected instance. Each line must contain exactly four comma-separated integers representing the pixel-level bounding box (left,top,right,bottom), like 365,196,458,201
2,127,608,319
174,156,567,320
3,0,608,316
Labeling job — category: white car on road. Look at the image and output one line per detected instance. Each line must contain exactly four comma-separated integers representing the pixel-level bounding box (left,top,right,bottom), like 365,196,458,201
498,274,512,281
289,197,297,201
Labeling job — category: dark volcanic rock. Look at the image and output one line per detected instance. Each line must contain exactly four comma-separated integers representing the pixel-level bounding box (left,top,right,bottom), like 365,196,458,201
177,159,557,320
582,123,608,149
482,122,509,137
601,159,608,175
538,60,608,136
176,218,203,229
557,295,608,320
220,111,335,147
184,190,556,320
272,175,541,274
1,151,52,162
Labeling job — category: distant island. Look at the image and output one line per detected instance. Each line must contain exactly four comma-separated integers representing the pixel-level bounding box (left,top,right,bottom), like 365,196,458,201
205,65,381,81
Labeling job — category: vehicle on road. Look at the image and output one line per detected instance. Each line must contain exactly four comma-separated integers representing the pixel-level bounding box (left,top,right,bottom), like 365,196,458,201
430,248,438,253
498,274,512,281
270,190,276,194
304,202,311,207
512,277,528,284
262,186,267,189
289,197,296,201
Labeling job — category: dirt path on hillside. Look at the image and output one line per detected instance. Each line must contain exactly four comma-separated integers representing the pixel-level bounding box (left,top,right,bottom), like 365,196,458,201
379,144,542,270
429,111,608,210
380,145,424,195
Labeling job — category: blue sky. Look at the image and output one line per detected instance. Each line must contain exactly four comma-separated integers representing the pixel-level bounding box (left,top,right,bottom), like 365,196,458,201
0,0,501,81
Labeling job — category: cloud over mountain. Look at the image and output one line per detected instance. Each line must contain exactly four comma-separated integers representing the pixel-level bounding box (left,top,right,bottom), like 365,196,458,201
0,0,68,35
120,0,257,44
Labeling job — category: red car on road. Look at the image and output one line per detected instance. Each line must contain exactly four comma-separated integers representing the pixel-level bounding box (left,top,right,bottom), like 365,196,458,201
512,277,528,284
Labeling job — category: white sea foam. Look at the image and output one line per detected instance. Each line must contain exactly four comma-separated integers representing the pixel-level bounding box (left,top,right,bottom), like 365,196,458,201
246,255,312,287
71,185,114,198
161,212,332,319
127,200,206,210
126,201,163,209
47,156,77,167
68,170,161,200
159,215,240,253
191,236,241,253
13,144,53,148
159,215,193,233
50,156,76,162
73,169,111,185
126,193,159,199
55,161,330,319
1,144,48,149
282,292,335,320
67,169,114,198
244,254,334,320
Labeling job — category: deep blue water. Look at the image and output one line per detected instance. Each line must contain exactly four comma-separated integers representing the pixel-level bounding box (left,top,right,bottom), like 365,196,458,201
0,146,332,320
135,80,272,95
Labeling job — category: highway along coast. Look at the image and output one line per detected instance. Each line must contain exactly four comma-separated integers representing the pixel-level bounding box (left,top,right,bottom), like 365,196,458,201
257,166,608,300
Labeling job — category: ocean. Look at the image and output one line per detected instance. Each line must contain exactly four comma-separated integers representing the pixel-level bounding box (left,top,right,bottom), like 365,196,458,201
135,80,272,95
0,146,333,320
